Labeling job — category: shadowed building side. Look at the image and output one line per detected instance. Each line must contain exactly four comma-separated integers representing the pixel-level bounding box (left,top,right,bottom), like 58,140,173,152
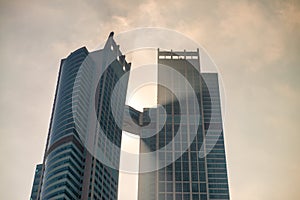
30,33,131,200
30,164,43,200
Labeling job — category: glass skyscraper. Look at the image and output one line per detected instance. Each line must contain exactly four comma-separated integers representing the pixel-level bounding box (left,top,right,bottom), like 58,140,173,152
137,50,230,200
30,33,131,200
31,33,230,200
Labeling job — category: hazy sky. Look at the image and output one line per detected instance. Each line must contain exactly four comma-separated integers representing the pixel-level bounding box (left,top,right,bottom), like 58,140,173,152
0,0,299,199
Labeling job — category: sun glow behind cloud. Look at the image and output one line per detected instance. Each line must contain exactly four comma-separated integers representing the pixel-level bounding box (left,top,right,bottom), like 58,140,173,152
1,0,300,199
118,132,140,200
125,49,158,111
118,49,157,200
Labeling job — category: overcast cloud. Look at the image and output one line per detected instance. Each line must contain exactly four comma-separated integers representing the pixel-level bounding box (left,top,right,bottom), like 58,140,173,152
0,0,299,199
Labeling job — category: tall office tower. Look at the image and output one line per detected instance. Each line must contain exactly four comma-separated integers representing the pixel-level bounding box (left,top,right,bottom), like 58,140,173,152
31,32,230,200
138,50,230,200
30,33,131,200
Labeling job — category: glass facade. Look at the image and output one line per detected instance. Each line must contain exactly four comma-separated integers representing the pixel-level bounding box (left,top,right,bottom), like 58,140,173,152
30,164,43,200
138,50,230,200
31,34,229,200
202,73,230,200
40,47,88,200
30,33,131,200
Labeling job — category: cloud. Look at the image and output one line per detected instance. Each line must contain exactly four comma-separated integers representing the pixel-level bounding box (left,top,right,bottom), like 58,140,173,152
1,0,300,199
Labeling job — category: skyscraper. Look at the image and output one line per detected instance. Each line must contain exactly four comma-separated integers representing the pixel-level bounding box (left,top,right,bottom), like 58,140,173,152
30,33,131,200
137,50,230,200
31,33,230,200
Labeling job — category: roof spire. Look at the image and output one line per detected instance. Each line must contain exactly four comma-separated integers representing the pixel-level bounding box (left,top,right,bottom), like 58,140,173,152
109,31,114,38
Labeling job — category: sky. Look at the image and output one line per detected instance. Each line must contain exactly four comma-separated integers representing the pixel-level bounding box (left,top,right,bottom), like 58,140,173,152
0,0,300,199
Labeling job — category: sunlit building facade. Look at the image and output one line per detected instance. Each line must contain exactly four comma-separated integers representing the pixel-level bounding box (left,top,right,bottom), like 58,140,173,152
138,50,230,200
